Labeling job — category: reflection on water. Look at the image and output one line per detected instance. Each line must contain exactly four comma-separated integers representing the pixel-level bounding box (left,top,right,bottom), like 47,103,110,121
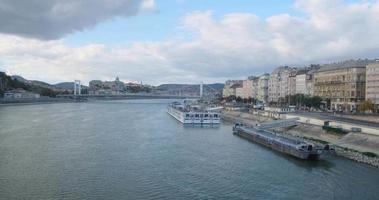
0,99,378,200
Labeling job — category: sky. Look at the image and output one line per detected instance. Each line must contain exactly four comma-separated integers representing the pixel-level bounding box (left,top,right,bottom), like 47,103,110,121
0,0,379,85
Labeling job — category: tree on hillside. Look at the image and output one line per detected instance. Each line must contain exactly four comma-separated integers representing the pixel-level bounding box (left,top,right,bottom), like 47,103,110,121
0,72,31,97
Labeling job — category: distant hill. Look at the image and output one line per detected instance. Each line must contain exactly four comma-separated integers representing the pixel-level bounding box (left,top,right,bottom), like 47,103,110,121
54,82,88,90
30,80,57,90
11,75,88,90
54,82,75,90
11,75,30,83
156,83,224,95
1,73,74,97
12,75,58,90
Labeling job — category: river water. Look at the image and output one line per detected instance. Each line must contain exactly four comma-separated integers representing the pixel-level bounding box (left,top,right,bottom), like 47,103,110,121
0,100,378,200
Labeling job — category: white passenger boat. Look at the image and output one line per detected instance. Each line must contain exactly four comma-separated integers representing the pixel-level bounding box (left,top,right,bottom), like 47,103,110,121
167,101,221,125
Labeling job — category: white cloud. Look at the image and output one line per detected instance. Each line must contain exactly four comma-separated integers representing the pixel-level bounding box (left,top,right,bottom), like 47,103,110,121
1,0,379,85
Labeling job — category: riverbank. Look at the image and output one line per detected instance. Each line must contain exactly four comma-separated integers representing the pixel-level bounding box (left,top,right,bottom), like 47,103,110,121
0,98,78,106
221,111,379,167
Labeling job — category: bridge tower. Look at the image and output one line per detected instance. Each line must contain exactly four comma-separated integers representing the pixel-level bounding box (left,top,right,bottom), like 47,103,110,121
74,80,81,96
200,81,203,98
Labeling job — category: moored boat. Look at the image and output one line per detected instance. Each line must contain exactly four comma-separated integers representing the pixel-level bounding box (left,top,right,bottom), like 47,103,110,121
167,101,220,125
233,124,328,160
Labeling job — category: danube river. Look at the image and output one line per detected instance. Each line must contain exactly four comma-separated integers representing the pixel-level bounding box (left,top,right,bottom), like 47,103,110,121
0,100,378,200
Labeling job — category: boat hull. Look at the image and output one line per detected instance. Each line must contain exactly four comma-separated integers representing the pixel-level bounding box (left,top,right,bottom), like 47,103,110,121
233,126,322,160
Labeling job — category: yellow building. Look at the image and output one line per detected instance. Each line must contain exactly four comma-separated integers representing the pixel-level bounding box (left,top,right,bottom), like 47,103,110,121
314,60,370,112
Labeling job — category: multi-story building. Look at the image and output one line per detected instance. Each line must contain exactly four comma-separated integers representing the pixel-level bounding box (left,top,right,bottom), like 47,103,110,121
313,60,372,112
257,73,269,103
288,70,297,96
242,79,253,99
241,76,259,99
89,77,127,95
268,67,282,103
366,62,379,112
222,80,243,97
295,71,307,95
268,66,297,103
235,84,244,98
305,69,317,96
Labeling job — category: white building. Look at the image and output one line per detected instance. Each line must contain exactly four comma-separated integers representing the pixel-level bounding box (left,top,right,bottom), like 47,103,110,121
268,66,297,103
4,89,40,99
235,86,244,98
257,74,269,103
296,73,307,95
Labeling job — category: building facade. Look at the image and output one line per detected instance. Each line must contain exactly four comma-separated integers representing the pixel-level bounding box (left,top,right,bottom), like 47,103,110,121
241,76,259,99
235,86,244,98
242,79,253,99
268,66,297,103
366,62,379,112
313,60,371,111
257,73,269,103
4,89,40,99
222,80,243,97
295,73,307,95
89,77,126,95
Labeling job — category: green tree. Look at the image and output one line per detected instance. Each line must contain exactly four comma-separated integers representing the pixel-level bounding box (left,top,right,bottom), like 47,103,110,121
236,96,243,102
224,95,236,102
359,100,375,113
310,96,322,108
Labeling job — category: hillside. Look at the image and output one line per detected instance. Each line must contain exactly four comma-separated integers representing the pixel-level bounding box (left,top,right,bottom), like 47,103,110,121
1,72,63,97
54,82,75,90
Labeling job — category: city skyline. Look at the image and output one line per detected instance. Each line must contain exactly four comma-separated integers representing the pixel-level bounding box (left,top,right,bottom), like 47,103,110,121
1,0,379,85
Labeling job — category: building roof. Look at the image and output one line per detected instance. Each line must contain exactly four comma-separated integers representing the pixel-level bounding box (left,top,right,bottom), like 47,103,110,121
271,66,297,75
367,60,379,67
230,83,243,89
295,68,307,75
247,76,259,81
318,59,375,72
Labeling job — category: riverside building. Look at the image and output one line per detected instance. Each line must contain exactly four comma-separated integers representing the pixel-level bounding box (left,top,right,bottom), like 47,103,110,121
257,74,269,103
268,66,297,103
313,60,372,112
222,80,243,97
366,62,379,112
242,76,259,99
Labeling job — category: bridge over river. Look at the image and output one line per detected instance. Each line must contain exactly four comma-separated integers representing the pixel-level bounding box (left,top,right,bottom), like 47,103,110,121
56,94,200,100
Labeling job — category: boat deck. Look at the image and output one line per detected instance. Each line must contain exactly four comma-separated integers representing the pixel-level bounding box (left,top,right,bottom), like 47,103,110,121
240,126,308,148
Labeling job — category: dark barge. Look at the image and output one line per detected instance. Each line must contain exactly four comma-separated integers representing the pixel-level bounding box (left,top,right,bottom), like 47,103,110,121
233,124,328,160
